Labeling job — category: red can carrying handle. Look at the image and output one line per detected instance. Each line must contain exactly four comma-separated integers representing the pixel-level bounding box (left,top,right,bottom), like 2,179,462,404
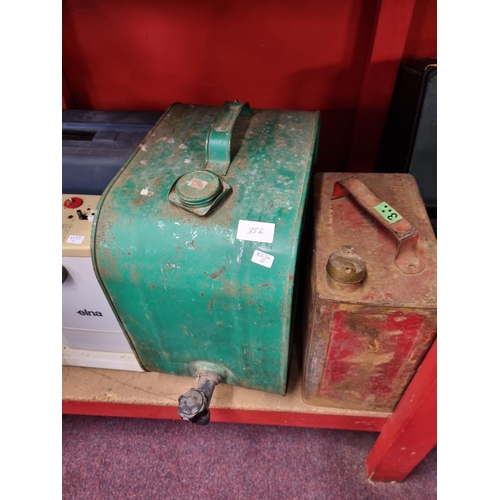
332,176,425,274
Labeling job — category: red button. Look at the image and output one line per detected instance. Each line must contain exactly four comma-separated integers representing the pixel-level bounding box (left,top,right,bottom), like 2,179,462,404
63,197,83,208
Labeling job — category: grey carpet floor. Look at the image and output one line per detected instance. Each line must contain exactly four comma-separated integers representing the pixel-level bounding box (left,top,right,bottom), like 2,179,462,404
62,415,437,499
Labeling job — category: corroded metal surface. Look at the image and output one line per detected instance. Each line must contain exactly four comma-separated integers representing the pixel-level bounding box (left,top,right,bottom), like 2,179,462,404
303,173,437,412
326,246,366,286
332,177,424,274
92,102,320,396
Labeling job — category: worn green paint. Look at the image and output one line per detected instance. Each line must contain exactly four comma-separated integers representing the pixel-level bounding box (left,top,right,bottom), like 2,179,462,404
204,101,251,176
92,102,320,395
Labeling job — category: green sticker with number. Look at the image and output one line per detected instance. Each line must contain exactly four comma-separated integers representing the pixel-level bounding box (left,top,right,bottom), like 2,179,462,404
373,202,403,224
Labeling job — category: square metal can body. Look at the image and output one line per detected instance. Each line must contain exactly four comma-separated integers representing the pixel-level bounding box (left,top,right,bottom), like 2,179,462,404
92,102,320,396
303,173,437,412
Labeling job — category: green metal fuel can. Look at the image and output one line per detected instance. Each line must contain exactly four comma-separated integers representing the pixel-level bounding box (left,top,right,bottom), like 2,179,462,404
92,101,320,424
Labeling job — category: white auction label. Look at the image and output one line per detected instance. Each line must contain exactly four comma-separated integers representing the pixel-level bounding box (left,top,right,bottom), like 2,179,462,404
251,250,274,268
236,220,275,243
66,235,85,245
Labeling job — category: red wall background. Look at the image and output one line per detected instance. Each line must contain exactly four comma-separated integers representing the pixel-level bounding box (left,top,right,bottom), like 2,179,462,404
62,0,436,171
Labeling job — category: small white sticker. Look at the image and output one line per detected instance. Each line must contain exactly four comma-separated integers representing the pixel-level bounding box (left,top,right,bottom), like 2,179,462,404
66,235,85,245
251,250,274,268
236,220,275,243
187,178,208,190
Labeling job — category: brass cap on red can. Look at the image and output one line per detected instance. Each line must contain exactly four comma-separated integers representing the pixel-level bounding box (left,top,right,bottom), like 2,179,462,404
326,246,366,285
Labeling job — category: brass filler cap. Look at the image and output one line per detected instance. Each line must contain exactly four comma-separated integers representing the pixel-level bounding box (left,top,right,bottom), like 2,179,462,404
326,246,366,284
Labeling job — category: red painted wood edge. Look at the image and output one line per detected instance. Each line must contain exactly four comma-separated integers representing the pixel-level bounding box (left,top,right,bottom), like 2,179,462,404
63,400,387,432
365,339,437,481
348,0,417,172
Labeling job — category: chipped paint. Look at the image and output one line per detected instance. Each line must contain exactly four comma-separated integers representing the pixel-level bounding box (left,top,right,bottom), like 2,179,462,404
92,103,320,395
236,243,244,265
210,266,226,279
302,173,437,412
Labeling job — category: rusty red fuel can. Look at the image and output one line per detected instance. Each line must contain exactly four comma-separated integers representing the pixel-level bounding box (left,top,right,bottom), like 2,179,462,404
302,173,437,412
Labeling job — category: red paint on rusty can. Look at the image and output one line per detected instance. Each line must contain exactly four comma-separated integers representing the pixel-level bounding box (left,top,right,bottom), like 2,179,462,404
302,173,436,412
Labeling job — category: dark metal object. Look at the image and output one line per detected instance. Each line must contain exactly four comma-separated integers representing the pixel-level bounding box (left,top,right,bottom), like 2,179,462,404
76,209,88,221
62,110,162,195
178,372,221,425
377,59,437,207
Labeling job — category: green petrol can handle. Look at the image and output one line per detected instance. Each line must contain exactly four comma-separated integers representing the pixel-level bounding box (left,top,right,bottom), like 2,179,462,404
168,101,249,216
332,176,425,274
204,101,251,176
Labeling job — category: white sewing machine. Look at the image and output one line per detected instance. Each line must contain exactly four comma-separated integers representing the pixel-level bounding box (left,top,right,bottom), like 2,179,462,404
62,194,143,371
